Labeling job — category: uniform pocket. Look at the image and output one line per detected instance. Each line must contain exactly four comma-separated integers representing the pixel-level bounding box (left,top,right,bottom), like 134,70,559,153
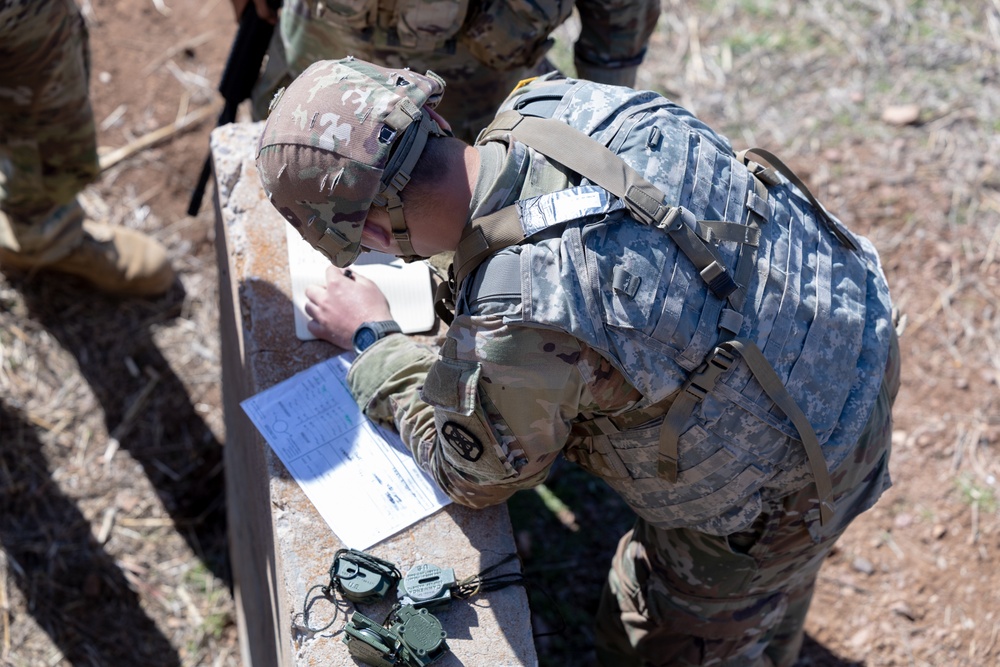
422,356,481,416
395,0,469,49
319,0,379,31
421,357,520,482
588,218,677,341
460,0,573,70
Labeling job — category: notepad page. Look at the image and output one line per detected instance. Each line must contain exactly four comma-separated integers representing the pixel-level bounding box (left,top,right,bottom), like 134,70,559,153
285,225,436,341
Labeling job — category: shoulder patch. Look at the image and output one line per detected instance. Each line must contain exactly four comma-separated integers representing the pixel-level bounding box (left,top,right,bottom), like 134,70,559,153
442,421,483,462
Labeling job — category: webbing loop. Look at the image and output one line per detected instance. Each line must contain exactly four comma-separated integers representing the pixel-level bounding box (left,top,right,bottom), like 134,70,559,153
737,147,857,251
721,338,836,524
655,338,836,526
656,346,736,482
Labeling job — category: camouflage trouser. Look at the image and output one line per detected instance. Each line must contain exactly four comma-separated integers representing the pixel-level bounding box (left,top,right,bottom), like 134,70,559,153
0,0,97,257
594,331,901,667
252,0,551,143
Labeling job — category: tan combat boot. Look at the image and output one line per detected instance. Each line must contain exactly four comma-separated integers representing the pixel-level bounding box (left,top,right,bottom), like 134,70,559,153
0,220,175,297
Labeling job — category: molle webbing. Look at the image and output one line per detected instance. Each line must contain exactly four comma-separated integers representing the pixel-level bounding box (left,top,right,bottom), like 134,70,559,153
456,110,842,525
737,147,858,251
455,111,739,300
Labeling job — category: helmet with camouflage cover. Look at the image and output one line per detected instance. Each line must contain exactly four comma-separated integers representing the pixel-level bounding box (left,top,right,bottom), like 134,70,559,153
256,57,448,267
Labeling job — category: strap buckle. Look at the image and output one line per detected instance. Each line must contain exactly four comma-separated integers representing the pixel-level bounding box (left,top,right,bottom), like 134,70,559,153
682,346,737,401
654,206,683,232
385,170,411,200
700,261,738,299
625,185,670,227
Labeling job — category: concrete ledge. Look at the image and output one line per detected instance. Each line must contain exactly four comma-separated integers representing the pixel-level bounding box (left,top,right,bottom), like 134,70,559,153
211,122,537,667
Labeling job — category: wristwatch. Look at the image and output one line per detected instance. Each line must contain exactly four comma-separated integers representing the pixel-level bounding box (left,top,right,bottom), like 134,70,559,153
352,320,402,355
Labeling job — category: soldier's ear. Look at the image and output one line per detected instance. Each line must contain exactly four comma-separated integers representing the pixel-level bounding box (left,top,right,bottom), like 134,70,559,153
365,206,390,225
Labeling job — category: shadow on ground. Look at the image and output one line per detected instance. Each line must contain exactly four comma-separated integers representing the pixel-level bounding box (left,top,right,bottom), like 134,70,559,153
797,635,865,666
1,273,230,663
1,402,183,665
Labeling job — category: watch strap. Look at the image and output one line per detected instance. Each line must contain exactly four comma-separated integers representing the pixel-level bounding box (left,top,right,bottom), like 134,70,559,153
353,320,402,354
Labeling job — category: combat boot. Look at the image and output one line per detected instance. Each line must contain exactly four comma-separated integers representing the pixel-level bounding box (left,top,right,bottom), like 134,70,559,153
0,220,175,297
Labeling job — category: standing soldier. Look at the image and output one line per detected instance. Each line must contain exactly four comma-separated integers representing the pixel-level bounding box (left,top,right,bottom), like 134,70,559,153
0,0,174,296
234,0,660,142
256,58,901,666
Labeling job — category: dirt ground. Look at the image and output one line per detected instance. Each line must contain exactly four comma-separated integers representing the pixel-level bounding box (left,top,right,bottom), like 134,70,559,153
1,1,998,666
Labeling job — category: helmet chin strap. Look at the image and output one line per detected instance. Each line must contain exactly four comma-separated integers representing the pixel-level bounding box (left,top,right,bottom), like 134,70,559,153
373,113,445,263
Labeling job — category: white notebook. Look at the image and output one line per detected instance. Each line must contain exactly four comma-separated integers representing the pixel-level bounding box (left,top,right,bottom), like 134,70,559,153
285,225,436,341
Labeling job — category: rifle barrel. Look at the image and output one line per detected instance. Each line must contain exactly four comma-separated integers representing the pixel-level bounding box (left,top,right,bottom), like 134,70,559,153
187,2,276,216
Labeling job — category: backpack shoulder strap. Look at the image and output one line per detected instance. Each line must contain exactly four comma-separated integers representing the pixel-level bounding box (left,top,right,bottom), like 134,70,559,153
657,339,836,525
451,111,740,302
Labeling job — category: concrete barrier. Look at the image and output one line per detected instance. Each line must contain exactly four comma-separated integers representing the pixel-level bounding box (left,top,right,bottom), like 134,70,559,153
211,121,537,667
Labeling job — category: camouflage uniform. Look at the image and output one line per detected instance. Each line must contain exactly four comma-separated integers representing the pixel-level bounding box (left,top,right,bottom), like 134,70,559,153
346,77,898,665
351,321,898,667
0,0,97,256
252,0,660,141
256,63,899,666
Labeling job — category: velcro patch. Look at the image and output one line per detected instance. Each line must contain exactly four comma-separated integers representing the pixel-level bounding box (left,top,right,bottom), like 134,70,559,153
442,421,483,462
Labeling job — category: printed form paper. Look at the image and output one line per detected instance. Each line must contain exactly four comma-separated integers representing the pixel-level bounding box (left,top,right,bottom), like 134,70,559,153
241,355,450,549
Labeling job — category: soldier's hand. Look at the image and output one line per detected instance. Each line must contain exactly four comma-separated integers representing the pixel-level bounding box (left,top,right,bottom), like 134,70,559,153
304,266,393,350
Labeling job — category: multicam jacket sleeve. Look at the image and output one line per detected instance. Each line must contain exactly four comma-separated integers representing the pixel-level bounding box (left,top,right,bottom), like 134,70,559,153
346,308,642,508
573,0,662,86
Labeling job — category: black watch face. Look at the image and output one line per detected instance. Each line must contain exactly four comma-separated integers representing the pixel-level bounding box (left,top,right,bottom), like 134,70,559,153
354,327,378,352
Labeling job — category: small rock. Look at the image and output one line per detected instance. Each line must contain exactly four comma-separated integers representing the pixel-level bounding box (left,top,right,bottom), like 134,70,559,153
849,626,872,650
932,524,948,540
891,601,916,621
893,513,913,529
852,556,875,575
881,104,922,126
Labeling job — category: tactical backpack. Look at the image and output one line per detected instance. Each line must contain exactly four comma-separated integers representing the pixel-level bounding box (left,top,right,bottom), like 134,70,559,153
434,78,893,533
